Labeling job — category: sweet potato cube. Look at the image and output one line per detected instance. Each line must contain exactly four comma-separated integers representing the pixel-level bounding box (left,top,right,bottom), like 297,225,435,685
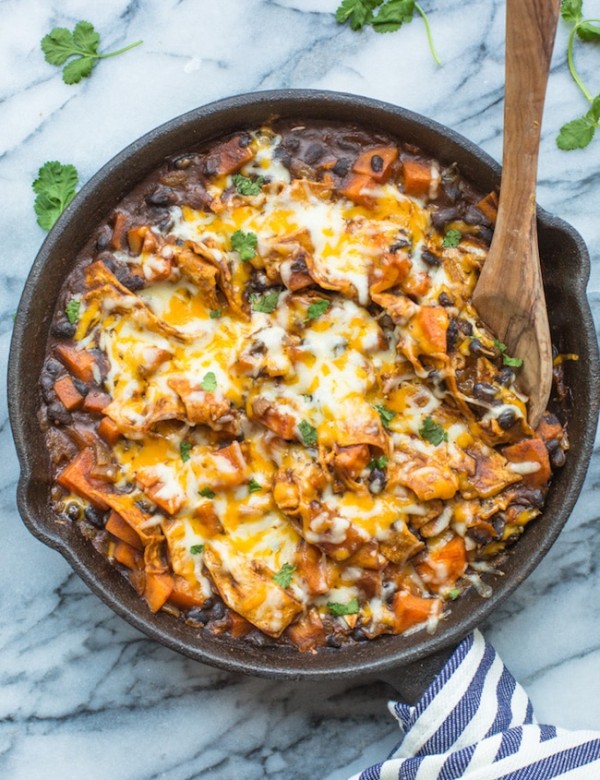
392,592,441,633
54,375,84,411
106,510,143,550
401,159,433,197
338,173,376,208
112,540,142,570
98,416,121,446
502,438,551,488
144,572,174,613
82,390,112,414
352,146,398,183
54,344,96,384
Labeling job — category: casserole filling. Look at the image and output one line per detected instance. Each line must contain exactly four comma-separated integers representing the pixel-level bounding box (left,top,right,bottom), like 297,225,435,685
40,121,568,650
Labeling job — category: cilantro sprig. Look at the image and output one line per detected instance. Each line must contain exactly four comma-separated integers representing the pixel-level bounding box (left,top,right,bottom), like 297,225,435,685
190,544,205,555
335,0,440,65
373,403,396,430
250,290,280,314
180,441,192,462
32,161,79,230
556,1,600,150
328,598,360,616
199,487,216,499
231,230,258,262
273,563,295,588
442,229,462,248
65,298,80,325
41,21,142,85
248,477,262,493
419,416,448,446
494,339,524,368
233,174,264,196
306,299,331,322
298,420,318,447
201,371,217,392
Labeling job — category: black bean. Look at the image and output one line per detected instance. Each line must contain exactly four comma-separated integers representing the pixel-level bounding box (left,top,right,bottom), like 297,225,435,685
369,468,386,494
332,158,351,177
211,602,226,621
464,205,489,225
496,367,515,386
51,320,76,339
550,448,566,468
84,505,107,528
446,318,459,352
187,608,210,625
438,292,454,307
491,512,506,537
473,382,497,402
468,525,493,544
469,338,485,356
518,488,544,509
274,147,292,168
45,358,63,377
478,226,494,244
239,134,252,148
389,237,411,252
352,627,368,642
291,256,308,273
72,378,89,396
284,135,300,151
173,155,193,170
327,634,343,648
304,143,325,165
66,502,84,521
457,319,473,336
114,266,145,291
145,186,176,207
47,402,72,425
545,438,560,453
431,207,460,230
421,250,441,267
497,409,517,429
95,225,112,251
370,154,384,173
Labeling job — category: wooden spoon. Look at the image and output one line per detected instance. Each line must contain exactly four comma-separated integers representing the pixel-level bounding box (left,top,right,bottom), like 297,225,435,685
472,0,560,429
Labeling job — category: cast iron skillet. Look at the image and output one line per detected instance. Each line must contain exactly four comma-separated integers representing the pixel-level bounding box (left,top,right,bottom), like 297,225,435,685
9,90,599,697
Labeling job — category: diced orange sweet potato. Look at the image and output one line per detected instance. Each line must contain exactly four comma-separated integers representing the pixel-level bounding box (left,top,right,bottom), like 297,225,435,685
82,390,112,414
127,225,159,256
54,375,84,411
106,510,143,550
144,571,174,613
209,135,255,175
193,503,223,537
352,146,399,183
57,448,110,509
112,540,142,570
168,575,206,610
286,610,327,652
98,416,121,446
110,211,128,251
333,444,371,479
54,344,96,384
294,541,329,596
229,611,252,638
409,306,449,354
535,413,563,444
338,173,376,208
417,536,467,591
392,592,441,633
502,438,551,488
401,158,433,197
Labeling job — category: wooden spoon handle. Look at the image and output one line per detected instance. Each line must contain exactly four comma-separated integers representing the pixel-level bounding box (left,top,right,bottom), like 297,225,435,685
501,0,560,205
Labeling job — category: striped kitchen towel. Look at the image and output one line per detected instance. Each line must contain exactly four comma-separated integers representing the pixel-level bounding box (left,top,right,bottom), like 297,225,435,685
351,630,600,779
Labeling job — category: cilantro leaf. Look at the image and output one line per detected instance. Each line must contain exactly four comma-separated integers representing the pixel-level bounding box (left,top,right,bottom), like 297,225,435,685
209,308,222,319
306,299,331,321
199,487,216,499
419,415,448,446
448,587,461,600
250,290,280,314
201,371,217,392
65,298,80,325
298,420,318,447
503,354,524,368
335,0,383,30
190,544,205,555
577,20,600,41
373,403,396,429
556,115,596,150
369,455,388,470
273,563,296,588
233,174,264,196
442,228,462,248
560,0,582,23
494,339,507,353
180,441,192,462
231,229,258,262
372,0,415,33
328,598,359,616
248,477,262,493
32,161,79,230
41,21,142,85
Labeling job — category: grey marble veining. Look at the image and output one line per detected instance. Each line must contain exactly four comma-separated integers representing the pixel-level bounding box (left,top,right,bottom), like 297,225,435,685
1,0,599,778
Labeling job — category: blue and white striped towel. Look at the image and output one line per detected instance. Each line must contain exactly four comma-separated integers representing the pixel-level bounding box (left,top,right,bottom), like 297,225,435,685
351,630,600,779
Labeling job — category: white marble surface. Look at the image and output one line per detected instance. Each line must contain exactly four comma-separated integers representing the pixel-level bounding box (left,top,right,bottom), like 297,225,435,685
2,1,599,778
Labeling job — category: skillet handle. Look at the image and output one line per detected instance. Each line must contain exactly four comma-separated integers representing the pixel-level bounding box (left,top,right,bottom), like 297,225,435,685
378,644,458,705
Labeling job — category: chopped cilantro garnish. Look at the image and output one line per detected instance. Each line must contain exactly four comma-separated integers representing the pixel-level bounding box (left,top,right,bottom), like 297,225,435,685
374,403,396,429
273,563,295,588
298,420,318,447
65,298,80,324
248,477,262,493
232,174,264,196
419,416,448,446
503,354,524,368
190,544,205,555
369,455,388,470
494,339,507,352
201,371,217,392
209,308,222,319
448,588,461,600
328,598,359,616
231,229,258,262
442,229,462,248
180,441,192,462
306,298,331,321
199,487,216,499
250,290,280,314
